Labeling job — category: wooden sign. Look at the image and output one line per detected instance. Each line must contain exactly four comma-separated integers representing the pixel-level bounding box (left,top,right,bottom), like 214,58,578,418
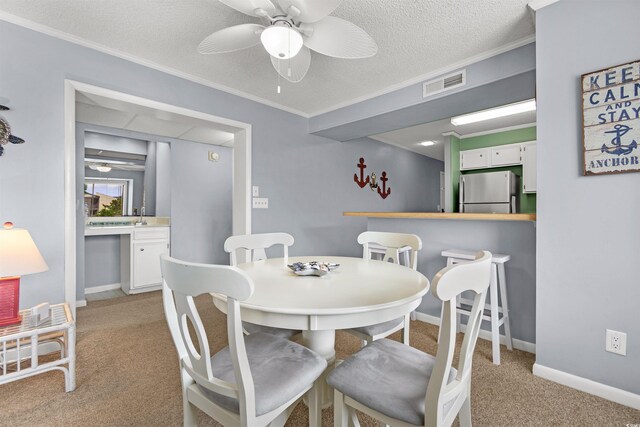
582,60,640,175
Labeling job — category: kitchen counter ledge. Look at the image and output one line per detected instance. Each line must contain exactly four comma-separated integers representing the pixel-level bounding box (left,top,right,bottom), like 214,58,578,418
343,212,536,221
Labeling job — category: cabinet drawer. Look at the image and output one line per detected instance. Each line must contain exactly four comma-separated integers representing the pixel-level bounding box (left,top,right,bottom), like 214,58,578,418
490,144,522,166
133,227,170,240
460,148,489,170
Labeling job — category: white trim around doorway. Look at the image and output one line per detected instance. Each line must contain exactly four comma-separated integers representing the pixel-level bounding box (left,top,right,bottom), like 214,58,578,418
64,79,252,318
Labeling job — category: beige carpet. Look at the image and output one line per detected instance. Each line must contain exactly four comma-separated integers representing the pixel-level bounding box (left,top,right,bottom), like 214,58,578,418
0,291,638,426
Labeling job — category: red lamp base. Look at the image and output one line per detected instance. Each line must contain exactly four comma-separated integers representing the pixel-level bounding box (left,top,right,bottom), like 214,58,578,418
0,276,22,326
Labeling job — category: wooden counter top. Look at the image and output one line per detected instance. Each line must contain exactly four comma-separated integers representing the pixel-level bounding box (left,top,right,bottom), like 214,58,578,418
343,212,536,221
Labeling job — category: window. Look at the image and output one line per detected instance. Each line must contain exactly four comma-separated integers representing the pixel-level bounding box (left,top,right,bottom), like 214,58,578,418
84,178,133,217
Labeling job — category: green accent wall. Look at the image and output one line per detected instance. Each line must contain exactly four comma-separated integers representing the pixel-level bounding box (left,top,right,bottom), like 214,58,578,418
459,126,536,150
458,127,537,213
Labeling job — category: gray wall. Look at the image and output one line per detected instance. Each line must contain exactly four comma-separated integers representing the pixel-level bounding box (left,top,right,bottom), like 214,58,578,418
536,0,640,394
84,236,121,288
84,131,148,156
253,136,443,257
170,142,233,265
0,20,442,308
155,142,171,216
144,140,157,216
369,218,536,343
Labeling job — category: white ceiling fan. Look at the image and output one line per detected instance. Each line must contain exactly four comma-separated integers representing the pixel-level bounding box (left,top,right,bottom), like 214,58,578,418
198,0,378,83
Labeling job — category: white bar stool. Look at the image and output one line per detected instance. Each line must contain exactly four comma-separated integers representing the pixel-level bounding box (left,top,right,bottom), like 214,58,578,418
368,243,412,267
439,248,513,365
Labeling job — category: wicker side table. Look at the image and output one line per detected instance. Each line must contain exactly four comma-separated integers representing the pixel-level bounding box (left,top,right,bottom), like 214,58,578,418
0,303,75,391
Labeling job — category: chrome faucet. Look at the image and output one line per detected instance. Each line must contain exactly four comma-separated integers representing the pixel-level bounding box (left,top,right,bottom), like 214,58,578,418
135,206,147,226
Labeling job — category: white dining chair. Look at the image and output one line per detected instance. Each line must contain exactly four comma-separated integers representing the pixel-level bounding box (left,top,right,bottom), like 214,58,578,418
160,255,327,427
344,231,422,346
328,251,492,427
224,233,301,339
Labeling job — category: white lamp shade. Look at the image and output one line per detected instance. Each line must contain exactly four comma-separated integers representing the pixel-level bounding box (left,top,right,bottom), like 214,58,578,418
0,228,49,278
261,26,303,59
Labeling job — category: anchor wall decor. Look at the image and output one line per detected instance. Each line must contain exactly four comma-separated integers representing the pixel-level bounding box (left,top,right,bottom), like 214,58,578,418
582,59,640,175
353,157,391,200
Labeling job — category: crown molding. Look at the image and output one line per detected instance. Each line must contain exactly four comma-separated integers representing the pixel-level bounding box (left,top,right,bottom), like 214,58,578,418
0,11,311,118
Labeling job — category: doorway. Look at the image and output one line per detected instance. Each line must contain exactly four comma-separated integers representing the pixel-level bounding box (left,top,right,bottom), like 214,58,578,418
64,80,252,316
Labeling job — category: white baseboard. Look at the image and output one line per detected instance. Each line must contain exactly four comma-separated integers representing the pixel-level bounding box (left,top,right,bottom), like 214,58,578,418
413,311,536,354
85,283,121,295
76,300,87,308
533,363,640,410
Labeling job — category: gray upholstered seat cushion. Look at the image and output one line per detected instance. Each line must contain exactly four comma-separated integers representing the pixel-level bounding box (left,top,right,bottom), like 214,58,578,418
198,332,327,417
327,338,456,426
348,317,403,337
242,321,300,339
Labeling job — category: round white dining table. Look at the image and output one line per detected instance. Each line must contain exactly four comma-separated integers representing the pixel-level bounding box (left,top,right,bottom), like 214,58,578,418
211,255,430,364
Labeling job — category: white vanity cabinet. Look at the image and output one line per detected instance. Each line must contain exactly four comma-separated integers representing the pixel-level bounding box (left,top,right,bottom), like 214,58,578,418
121,227,170,294
522,141,537,193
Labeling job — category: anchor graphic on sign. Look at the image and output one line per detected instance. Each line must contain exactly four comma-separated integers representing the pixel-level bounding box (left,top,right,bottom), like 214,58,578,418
601,124,638,156
354,157,370,188
377,171,391,199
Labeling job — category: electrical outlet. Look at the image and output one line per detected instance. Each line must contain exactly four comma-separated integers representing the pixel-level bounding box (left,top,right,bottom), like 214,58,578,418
252,197,268,209
252,186,259,197
605,329,627,356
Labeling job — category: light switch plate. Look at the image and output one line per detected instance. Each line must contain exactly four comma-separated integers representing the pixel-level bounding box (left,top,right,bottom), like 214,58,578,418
252,186,259,197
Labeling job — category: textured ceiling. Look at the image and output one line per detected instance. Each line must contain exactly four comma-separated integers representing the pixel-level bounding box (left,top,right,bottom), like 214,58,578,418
0,0,534,116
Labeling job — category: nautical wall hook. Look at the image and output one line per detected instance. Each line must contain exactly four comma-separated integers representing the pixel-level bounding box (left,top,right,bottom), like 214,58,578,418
354,157,370,188
353,157,391,200
377,171,391,199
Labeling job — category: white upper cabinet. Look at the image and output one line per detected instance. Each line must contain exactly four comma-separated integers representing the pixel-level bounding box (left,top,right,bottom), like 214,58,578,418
490,144,522,166
460,148,490,170
522,141,537,193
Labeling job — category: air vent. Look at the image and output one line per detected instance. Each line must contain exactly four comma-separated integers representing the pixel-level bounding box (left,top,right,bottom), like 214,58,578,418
422,70,466,98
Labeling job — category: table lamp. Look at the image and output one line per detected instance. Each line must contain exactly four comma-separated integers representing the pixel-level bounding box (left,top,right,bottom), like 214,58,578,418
0,222,49,326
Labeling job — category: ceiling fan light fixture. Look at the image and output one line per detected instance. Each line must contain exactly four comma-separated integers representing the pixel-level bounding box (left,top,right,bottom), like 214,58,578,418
261,24,303,59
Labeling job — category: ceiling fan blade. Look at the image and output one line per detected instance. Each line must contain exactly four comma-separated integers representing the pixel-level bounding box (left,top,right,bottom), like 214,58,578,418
218,0,276,17
303,16,377,59
198,24,265,54
277,0,342,23
270,46,311,83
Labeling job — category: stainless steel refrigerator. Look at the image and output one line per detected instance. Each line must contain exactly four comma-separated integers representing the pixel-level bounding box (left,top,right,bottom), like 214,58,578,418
459,171,518,213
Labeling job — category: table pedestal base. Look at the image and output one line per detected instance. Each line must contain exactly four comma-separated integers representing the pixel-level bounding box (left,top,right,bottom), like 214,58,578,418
302,329,337,416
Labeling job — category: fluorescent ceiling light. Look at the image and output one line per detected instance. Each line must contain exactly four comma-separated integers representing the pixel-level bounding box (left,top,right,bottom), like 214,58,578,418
450,99,536,126
419,140,437,146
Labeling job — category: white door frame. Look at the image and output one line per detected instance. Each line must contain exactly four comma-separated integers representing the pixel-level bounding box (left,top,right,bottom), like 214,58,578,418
64,80,252,316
